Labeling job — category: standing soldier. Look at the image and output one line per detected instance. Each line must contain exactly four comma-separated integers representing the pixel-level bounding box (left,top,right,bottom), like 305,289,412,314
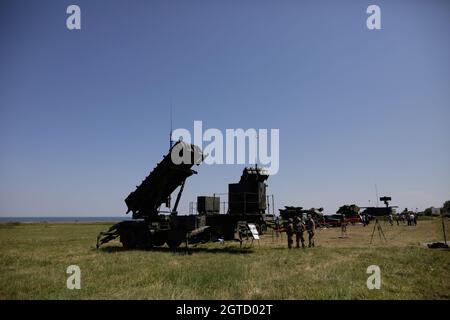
412,213,417,226
306,215,316,247
286,218,294,249
294,216,305,248
402,208,408,224
340,213,347,237
275,216,281,239
388,213,394,226
407,212,413,226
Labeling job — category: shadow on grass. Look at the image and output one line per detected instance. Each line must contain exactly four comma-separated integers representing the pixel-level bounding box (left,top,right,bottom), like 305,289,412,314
270,246,315,251
97,245,254,255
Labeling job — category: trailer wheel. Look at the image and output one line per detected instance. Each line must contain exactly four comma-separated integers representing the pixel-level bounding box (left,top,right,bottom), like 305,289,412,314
152,233,167,247
120,229,137,249
260,224,267,235
136,228,152,249
167,239,182,249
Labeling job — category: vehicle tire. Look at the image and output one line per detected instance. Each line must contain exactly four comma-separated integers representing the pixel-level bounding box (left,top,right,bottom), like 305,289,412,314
120,228,137,249
167,239,182,249
261,223,267,234
136,227,152,249
152,232,167,247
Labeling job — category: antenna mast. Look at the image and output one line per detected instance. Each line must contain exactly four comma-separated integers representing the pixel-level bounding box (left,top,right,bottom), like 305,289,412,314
167,101,174,210
255,131,258,169
375,184,379,207
169,101,173,149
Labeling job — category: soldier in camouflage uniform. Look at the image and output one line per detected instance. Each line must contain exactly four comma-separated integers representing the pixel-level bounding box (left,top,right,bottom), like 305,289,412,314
306,215,316,247
340,213,347,237
294,216,305,248
286,218,294,249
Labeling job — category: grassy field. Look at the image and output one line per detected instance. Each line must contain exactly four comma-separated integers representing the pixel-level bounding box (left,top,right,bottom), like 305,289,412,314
0,218,449,299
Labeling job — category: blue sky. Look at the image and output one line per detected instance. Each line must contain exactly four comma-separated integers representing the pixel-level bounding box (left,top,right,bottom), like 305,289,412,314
1,0,449,216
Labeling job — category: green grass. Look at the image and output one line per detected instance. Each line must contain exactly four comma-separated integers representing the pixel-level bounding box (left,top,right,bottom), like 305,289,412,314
0,219,449,299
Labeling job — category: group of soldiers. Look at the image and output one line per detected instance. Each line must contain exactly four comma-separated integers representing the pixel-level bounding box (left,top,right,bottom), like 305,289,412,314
389,211,418,226
286,215,316,249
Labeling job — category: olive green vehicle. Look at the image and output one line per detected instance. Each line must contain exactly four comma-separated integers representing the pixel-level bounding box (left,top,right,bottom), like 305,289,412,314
97,141,273,249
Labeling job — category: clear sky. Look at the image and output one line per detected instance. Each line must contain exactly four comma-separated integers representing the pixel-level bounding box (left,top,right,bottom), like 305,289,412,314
1,0,449,217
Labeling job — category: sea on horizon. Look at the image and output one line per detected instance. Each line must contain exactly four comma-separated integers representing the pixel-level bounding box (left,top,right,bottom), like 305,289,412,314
0,216,132,222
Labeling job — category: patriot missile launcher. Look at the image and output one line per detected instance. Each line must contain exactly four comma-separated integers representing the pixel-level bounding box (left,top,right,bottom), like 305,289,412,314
97,141,272,249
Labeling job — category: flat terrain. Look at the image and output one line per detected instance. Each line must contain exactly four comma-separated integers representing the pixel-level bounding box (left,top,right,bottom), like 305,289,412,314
0,218,449,299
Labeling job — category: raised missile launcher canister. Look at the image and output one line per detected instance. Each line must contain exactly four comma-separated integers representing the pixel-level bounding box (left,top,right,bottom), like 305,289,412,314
97,141,205,249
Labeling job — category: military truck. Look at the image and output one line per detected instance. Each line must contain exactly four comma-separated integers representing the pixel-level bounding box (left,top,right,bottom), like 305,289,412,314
96,141,272,249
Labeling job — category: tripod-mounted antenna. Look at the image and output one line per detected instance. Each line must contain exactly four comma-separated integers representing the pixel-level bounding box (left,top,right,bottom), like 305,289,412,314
370,196,391,245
